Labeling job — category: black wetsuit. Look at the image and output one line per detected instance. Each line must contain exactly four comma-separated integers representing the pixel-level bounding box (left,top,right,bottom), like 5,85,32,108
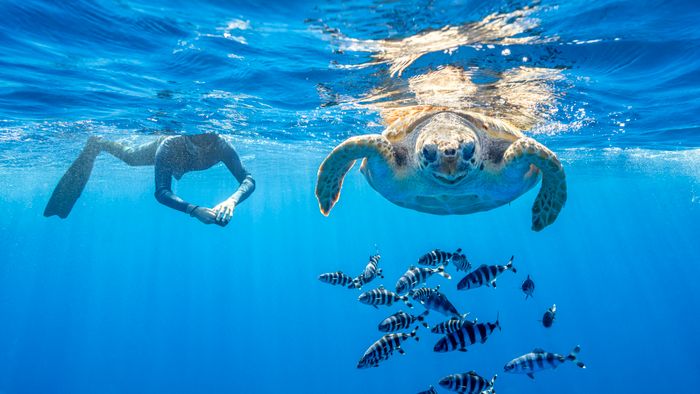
153,136,255,213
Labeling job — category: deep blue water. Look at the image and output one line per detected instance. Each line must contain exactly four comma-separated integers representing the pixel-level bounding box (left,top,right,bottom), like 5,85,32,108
1,1,700,393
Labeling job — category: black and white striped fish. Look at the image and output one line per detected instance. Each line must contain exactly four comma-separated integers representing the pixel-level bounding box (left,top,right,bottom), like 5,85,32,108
430,314,474,334
378,310,429,332
395,265,451,295
438,371,496,394
359,286,413,309
416,385,438,394
351,254,384,289
410,286,460,317
318,271,354,288
356,327,420,369
542,304,556,328
504,346,586,379
433,315,500,352
451,249,472,272
521,274,535,299
418,248,458,267
457,256,517,290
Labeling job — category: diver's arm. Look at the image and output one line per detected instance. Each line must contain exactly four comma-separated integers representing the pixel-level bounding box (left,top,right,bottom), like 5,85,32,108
222,142,256,205
211,139,256,223
154,167,194,213
153,144,219,224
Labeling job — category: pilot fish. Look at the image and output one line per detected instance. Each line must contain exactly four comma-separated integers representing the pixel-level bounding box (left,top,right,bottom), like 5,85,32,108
521,274,535,299
450,249,472,272
504,346,586,379
356,327,420,369
457,256,517,290
418,248,459,267
438,371,496,394
433,315,500,352
410,286,460,317
359,286,413,308
378,310,429,332
351,254,383,289
318,271,354,288
430,314,475,334
542,304,556,328
395,265,451,295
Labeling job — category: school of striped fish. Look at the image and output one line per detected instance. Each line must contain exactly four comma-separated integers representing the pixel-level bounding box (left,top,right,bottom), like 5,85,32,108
318,248,586,393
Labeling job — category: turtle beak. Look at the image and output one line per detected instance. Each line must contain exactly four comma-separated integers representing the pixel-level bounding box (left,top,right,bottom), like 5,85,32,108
440,158,459,175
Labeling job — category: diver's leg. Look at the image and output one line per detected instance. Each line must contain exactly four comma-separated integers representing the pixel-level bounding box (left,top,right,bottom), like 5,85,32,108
44,137,161,218
91,137,160,166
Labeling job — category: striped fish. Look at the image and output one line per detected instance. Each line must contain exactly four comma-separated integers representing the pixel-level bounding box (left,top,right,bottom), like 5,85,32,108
410,286,460,317
416,385,438,394
417,248,457,267
395,265,451,295
430,314,474,334
318,271,354,288
521,274,535,299
438,371,496,394
451,249,472,272
359,286,413,309
356,327,420,369
504,346,586,379
378,310,429,332
542,304,556,328
351,254,383,289
433,316,500,352
457,256,517,290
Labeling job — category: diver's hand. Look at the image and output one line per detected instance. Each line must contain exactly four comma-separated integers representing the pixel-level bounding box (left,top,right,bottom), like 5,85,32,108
212,199,236,225
191,207,218,225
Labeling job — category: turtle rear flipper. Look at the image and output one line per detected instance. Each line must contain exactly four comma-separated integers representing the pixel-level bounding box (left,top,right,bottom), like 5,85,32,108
504,137,567,231
315,135,395,215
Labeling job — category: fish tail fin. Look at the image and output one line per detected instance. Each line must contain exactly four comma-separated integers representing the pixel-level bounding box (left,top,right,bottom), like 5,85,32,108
402,296,413,308
411,326,420,341
377,268,384,279
567,345,586,368
490,374,498,391
418,310,430,328
436,265,451,279
506,256,516,273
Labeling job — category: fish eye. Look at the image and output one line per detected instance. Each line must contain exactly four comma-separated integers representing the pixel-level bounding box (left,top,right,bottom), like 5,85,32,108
422,145,437,162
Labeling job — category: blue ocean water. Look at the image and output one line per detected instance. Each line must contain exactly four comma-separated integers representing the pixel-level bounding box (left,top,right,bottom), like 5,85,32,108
1,0,700,393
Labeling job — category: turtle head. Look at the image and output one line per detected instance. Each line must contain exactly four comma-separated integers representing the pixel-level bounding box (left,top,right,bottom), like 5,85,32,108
415,112,481,185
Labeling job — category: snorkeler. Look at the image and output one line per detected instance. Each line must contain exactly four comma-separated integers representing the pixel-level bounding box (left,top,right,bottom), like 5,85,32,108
44,133,255,226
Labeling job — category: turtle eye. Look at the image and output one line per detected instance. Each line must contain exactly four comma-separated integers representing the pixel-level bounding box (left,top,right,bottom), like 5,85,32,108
422,145,437,162
462,142,475,161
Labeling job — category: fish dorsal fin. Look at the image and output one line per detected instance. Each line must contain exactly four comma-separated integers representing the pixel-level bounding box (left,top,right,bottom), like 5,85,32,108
478,264,488,268
532,348,546,353
378,285,385,290
409,265,416,270
467,371,478,376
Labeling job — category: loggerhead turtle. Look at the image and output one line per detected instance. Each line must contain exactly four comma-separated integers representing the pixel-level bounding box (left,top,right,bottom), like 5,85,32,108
315,106,566,231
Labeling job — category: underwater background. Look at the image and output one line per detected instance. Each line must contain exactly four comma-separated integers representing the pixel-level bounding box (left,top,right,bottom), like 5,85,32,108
1,0,699,393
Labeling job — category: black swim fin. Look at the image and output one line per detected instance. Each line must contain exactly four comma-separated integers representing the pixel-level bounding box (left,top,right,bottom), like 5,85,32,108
44,144,99,218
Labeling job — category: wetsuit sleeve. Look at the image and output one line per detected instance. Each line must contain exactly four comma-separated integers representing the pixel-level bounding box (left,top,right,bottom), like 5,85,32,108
154,140,197,214
220,138,255,205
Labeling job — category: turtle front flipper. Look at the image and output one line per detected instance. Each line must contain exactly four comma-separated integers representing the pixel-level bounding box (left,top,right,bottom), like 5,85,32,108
316,135,394,215
504,138,567,231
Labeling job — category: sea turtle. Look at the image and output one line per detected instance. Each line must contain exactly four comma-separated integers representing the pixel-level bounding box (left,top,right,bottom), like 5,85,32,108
315,106,566,231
